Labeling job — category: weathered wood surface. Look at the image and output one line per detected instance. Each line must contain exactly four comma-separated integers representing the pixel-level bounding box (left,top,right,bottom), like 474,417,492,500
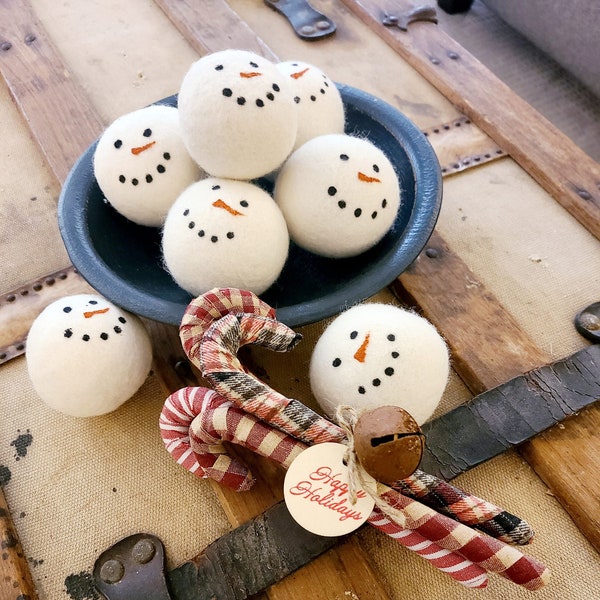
341,0,600,240
0,0,599,598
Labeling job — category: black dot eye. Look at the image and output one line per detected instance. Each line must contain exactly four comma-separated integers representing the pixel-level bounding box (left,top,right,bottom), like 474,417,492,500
249,61,259,68
114,139,122,149
328,186,337,196
391,351,399,358
211,235,218,243
119,317,127,324
223,88,233,97
371,211,378,219
215,64,224,71
64,328,73,338
385,367,395,377
237,96,246,105
163,152,171,160
332,358,341,367
188,221,195,229
183,209,189,216
82,334,90,341
372,378,381,387
358,386,366,395
373,164,380,173
89,300,98,305
382,199,388,208
227,232,235,239
272,83,280,92
63,306,72,313
114,326,122,334
240,200,249,207
338,200,346,209
143,128,152,137
157,165,165,173
340,154,349,161
256,99,264,107
387,334,395,341
350,331,358,339
100,332,109,340
119,175,126,183
354,208,362,217
212,185,221,190
146,174,153,183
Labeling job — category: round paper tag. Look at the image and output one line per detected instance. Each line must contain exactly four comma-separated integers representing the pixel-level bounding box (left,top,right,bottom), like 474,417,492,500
283,442,375,537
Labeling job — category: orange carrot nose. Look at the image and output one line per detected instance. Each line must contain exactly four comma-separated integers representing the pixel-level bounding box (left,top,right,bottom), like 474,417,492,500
84,308,110,319
291,67,309,79
212,199,244,216
358,171,381,183
131,141,156,155
353,333,370,363
240,71,262,78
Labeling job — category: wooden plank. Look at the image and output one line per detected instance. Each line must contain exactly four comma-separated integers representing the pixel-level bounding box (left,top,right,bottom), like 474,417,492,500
0,0,104,183
341,0,600,240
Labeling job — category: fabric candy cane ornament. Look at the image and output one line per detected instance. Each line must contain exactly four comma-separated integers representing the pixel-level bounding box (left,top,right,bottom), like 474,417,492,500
160,288,550,591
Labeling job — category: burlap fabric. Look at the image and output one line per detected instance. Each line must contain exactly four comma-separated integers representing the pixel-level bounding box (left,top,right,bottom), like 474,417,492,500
1,1,599,598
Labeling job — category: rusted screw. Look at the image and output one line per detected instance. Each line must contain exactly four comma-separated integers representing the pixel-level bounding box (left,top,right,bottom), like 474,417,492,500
132,538,156,564
99,559,124,584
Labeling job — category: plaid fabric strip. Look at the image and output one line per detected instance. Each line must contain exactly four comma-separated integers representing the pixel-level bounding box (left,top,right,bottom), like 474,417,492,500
379,488,550,590
180,288,276,364
368,508,489,588
396,470,534,545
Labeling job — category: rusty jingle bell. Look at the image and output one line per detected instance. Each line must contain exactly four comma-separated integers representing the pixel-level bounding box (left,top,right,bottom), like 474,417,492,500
353,405,424,484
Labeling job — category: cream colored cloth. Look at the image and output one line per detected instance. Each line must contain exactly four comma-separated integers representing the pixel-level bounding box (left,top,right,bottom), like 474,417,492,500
1,1,599,599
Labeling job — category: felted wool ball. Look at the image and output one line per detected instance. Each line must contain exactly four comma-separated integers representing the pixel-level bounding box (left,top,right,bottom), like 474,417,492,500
161,177,289,296
275,60,345,150
26,295,153,417
309,303,449,425
178,50,298,180
93,104,201,227
274,134,401,258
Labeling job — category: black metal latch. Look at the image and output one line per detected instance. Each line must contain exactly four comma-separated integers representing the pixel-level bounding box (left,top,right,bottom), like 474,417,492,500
264,0,336,40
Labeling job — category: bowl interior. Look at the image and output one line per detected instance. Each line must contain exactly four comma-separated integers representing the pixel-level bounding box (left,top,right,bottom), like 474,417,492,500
58,85,442,327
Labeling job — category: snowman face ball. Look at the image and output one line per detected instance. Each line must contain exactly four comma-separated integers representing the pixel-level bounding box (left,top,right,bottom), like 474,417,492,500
309,303,449,425
178,49,298,180
26,295,153,417
93,104,201,227
276,60,345,150
274,134,401,258
161,177,289,296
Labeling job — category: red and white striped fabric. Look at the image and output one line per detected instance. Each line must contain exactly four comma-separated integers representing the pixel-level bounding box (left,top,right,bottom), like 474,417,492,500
160,288,550,591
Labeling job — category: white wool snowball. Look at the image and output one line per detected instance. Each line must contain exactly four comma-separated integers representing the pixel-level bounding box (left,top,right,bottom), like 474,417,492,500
275,60,345,150
26,295,153,417
178,49,298,180
274,134,400,258
162,177,289,296
309,303,449,425
93,104,201,227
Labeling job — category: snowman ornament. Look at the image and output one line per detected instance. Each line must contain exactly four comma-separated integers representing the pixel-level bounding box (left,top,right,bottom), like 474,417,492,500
93,104,201,227
275,60,345,151
178,49,298,180
162,177,289,296
274,133,401,258
26,295,153,417
309,303,449,425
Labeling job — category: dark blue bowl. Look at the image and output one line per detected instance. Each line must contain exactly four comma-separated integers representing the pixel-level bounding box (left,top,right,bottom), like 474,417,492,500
58,84,442,327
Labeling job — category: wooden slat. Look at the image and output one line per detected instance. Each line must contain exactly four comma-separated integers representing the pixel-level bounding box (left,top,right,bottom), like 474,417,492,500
341,0,600,240
0,0,104,183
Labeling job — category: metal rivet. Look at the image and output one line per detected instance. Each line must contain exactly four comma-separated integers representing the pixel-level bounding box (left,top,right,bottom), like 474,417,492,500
24,34,36,45
425,247,439,258
132,538,156,564
447,51,459,60
382,14,399,26
99,559,125,584
300,25,315,35
430,57,441,65
45,277,55,285
577,188,592,200
6,295,16,302
1,41,12,51
579,313,600,331
316,20,331,30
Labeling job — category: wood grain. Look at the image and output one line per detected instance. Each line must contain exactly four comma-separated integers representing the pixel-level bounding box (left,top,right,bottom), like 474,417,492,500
341,0,600,240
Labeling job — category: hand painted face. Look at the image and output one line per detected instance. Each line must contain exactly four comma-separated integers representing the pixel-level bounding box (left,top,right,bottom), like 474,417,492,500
274,134,401,258
178,49,297,180
309,303,449,425
94,104,200,227
57,296,130,343
162,177,290,296
276,60,345,149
